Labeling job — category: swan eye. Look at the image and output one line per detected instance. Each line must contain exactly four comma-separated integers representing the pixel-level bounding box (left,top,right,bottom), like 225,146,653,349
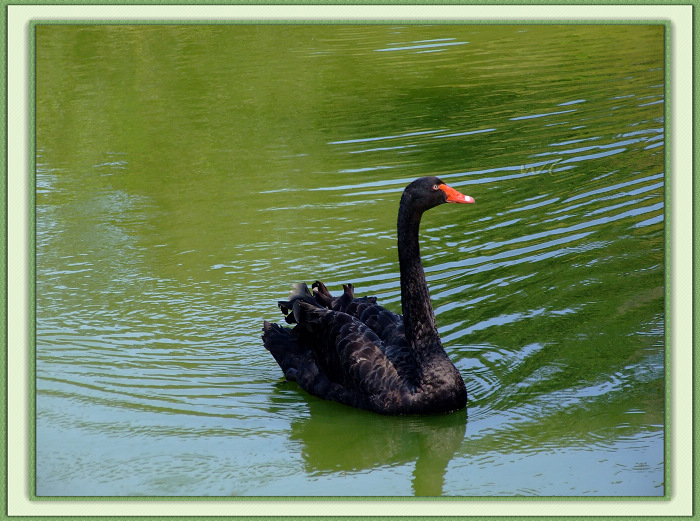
433,184,439,191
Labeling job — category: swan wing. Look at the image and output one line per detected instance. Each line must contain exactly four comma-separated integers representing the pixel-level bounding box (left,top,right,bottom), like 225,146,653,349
329,296,422,385
293,301,409,408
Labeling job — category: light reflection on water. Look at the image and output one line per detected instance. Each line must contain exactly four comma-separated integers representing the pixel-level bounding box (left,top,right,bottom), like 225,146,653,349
36,24,664,496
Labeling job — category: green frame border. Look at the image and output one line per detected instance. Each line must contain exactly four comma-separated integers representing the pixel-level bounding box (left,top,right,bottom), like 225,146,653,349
7,2,692,518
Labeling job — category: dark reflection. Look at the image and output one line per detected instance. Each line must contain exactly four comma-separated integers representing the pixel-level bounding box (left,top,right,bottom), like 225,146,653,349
275,391,467,496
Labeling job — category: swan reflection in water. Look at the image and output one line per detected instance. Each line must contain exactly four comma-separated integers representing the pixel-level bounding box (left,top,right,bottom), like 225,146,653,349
280,394,468,496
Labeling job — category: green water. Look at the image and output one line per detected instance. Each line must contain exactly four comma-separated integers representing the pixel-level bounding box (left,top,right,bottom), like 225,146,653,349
36,24,664,496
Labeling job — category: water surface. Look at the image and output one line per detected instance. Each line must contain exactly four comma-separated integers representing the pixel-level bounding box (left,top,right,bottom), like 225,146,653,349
36,24,664,496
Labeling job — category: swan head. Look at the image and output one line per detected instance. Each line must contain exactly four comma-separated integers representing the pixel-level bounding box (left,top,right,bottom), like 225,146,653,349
403,176,475,211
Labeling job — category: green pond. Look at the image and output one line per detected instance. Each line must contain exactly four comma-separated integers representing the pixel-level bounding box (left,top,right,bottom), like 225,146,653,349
35,23,665,496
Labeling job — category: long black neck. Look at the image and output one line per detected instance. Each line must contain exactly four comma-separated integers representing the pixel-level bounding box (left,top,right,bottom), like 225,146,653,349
397,196,442,351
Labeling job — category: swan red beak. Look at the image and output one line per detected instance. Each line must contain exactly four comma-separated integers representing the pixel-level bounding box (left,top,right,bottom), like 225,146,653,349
439,183,475,204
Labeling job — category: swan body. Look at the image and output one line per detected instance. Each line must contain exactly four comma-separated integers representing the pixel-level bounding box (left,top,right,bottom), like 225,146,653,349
262,176,474,415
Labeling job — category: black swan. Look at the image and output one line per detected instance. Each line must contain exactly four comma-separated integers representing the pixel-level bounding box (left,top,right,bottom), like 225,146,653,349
262,176,474,414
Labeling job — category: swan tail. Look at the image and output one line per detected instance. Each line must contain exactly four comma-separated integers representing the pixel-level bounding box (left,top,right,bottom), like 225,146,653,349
262,320,309,381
